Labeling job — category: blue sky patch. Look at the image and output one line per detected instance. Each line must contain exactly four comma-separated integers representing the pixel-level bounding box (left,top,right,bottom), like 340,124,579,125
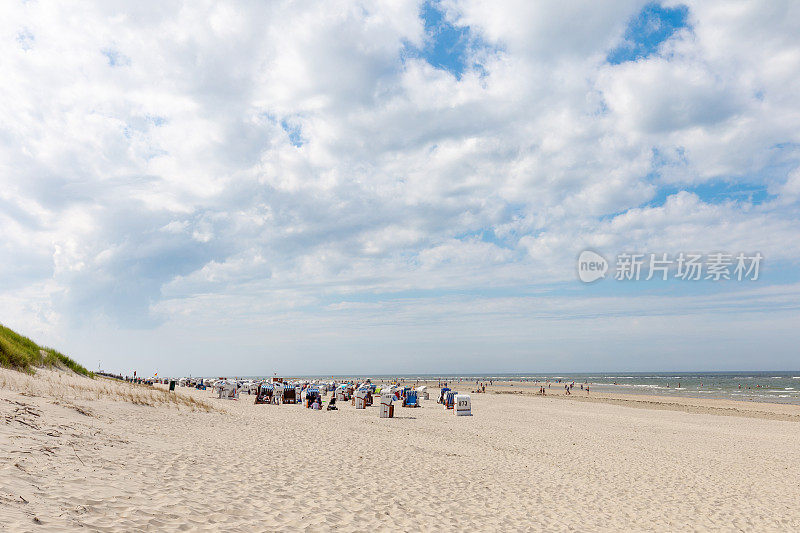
102,48,131,67
454,229,515,250
403,0,496,79
648,182,772,208
607,2,690,64
17,29,34,51
147,115,167,127
280,119,305,147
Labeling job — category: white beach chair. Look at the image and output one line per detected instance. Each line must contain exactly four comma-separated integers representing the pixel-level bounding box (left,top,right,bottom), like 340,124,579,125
455,394,471,416
355,389,368,409
379,393,394,418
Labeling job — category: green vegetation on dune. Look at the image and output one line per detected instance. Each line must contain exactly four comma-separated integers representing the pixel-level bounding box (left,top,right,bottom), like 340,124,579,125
0,323,93,377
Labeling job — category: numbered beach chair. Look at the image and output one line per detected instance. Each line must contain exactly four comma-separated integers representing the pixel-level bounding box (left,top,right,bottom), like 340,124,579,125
455,394,472,416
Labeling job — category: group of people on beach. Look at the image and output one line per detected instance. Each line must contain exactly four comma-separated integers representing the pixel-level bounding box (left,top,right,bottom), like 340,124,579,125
536,381,589,396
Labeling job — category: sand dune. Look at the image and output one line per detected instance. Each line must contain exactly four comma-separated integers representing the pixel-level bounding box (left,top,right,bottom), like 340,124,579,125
2,370,800,531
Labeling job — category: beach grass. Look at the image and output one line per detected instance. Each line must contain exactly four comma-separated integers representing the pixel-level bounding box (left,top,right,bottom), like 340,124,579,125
0,323,92,377
0,366,217,412
0,324,216,412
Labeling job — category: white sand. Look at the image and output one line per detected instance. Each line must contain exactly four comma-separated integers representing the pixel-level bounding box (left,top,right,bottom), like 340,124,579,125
2,369,800,531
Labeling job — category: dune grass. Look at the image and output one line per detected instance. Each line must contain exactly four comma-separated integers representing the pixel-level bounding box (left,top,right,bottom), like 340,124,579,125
0,325,216,412
0,367,217,412
0,323,92,377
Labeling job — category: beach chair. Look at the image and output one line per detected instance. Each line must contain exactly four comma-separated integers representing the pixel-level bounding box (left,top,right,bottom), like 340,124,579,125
438,387,450,404
283,388,296,404
355,389,368,409
305,389,320,408
445,391,457,409
254,384,273,404
404,390,419,407
336,386,347,402
218,382,238,400
379,393,394,418
455,394,472,416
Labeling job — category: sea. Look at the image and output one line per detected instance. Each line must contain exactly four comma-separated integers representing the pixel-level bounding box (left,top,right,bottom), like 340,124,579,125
305,371,800,405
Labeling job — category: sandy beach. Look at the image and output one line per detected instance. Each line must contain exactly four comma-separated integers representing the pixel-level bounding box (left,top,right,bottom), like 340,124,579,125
2,369,800,532
4,1,800,531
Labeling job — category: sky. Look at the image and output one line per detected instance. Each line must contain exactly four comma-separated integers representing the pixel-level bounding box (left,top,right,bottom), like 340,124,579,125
1,0,799,376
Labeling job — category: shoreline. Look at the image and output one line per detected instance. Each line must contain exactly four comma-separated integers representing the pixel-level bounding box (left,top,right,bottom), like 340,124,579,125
391,379,800,422
494,388,800,422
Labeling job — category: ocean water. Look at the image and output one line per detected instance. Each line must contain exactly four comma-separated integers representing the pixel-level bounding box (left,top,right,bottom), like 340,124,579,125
541,372,800,405
229,371,800,405
329,372,800,405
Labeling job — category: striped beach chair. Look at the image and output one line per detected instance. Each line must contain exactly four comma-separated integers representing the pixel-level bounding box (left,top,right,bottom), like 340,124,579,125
445,391,457,409
404,390,419,407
